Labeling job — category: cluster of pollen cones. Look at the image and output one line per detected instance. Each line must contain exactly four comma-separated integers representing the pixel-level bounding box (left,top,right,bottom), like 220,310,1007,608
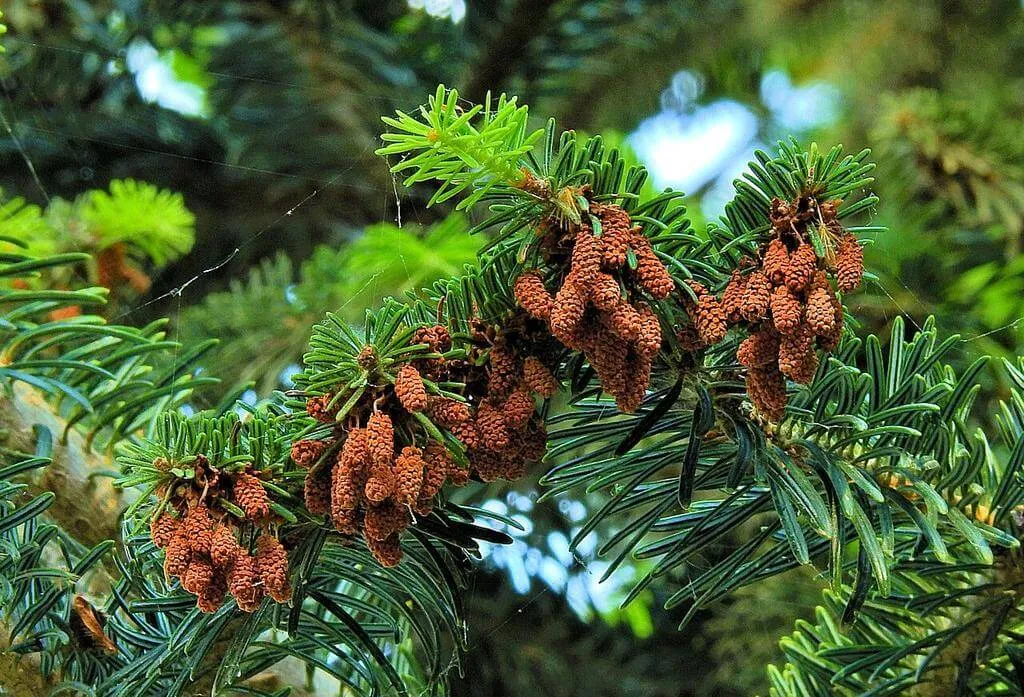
684,196,864,420
148,456,289,613
296,320,552,567
145,192,865,603
514,201,674,412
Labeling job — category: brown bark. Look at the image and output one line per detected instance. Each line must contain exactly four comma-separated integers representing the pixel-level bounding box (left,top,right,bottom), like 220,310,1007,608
1,384,125,545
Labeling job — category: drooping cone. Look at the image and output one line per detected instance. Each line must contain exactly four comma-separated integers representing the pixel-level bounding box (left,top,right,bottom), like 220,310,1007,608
255,535,292,603
149,513,179,548
233,472,270,520
762,239,790,285
770,285,802,336
367,412,395,467
835,234,864,293
740,271,772,322
210,525,238,570
513,271,554,320
395,364,428,413
784,243,817,293
523,357,559,398
737,329,780,369
393,446,426,506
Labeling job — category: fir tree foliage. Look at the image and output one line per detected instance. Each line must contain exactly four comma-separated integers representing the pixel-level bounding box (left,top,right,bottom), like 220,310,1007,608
372,86,1024,691
6,83,1024,695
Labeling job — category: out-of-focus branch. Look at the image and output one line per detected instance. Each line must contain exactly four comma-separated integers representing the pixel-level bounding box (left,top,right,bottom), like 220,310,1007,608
464,0,559,102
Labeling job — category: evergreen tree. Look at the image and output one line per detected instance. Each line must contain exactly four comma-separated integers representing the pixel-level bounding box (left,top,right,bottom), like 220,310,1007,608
3,82,1024,696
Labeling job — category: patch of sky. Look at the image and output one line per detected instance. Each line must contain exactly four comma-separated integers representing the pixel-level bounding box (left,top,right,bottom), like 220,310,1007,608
630,68,841,217
126,39,206,117
473,491,648,627
408,0,467,23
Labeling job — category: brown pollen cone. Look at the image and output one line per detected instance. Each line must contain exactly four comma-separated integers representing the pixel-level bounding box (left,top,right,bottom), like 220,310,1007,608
806,278,838,337
590,329,629,399
692,294,728,346
487,340,521,400
595,203,633,268
818,288,845,351
721,270,748,324
617,351,651,413
770,285,803,336
784,243,817,293
741,271,772,321
393,446,426,506
503,389,536,430
606,301,643,342
452,420,481,450
514,271,554,320
306,394,338,423
367,412,395,468
291,439,327,468
634,239,674,300
737,329,781,369
210,525,238,570
789,348,820,385
150,513,178,548
447,461,471,487
304,468,332,516
590,273,622,311
364,501,411,542
746,366,787,421
835,234,864,293
255,535,292,603
233,472,271,520
395,364,428,413
523,356,559,398
163,528,192,578
550,279,588,347
469,449,507,482
183,504,214,555
197,571,228,613
418,442,451,510
228,551,264,613
363,462,394,505
778,324,815,380
341,428,370,467
413,324,452,353
426,396,471,427
636,306,662,358
475,401,510,451
762,239,790,285
366,534,403,567
182,557,214,597
571,226,601,287
330,455,362,528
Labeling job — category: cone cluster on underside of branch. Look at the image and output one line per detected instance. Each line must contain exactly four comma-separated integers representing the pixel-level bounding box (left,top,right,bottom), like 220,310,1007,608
295,320,552,567
148,455,290,613
691,195,864,420
513,201,673,412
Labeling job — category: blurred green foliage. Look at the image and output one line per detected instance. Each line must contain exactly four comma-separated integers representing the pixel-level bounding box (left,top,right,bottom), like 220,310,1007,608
177,214,481,397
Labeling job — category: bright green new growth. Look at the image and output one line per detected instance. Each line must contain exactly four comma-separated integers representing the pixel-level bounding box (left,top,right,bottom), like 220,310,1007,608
378,84,543,209
176,214,482,396
83,179,196,265
0,180,196,270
